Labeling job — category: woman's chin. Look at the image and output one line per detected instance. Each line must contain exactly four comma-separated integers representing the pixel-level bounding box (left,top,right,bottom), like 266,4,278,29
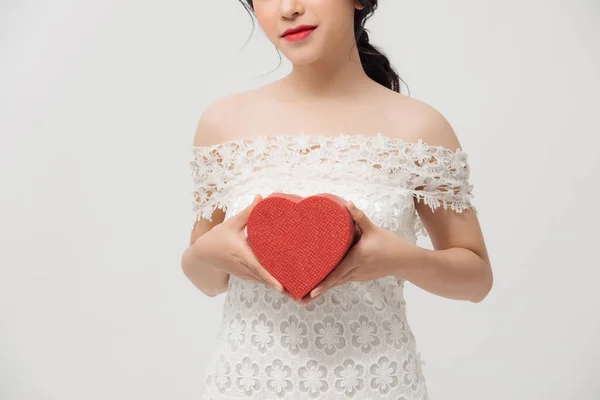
284,51,324,66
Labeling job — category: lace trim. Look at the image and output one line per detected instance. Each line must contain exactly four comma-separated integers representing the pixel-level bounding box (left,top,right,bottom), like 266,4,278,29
189,132,476,234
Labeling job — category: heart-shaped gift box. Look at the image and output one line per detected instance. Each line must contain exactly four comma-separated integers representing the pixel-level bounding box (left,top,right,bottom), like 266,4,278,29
246,193,360,300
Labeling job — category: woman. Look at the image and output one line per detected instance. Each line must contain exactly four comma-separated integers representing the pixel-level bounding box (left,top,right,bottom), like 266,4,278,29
181,0,493,398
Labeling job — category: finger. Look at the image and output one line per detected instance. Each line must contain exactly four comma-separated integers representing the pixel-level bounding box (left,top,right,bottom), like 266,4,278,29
231,194,262,230
240,239,284,292
230,266,267,285
346,201,374,234
310,241,361,298
228,244,269,285
337,269,356,286
247,270,268,285
241,247,284,292
301,290,320,305
252,263,284,293
309,264,350,298
237,272,262,284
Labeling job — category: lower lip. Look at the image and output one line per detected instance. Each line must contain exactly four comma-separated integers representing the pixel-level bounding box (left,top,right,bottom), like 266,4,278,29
283,28,316,42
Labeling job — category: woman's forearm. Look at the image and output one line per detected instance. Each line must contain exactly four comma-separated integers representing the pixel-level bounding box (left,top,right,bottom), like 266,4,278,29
181,244,229,297
398,245,493,303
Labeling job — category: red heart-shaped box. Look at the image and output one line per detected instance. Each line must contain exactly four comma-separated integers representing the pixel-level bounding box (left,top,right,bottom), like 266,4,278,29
246,193,360,300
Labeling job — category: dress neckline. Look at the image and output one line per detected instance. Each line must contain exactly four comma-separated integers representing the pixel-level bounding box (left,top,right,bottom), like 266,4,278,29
191,131,466,156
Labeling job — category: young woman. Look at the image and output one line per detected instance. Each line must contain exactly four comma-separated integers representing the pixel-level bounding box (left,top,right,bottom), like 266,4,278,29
181,0,493,398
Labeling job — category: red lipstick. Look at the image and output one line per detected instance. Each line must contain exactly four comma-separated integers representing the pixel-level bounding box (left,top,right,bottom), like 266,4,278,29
281,25,317,42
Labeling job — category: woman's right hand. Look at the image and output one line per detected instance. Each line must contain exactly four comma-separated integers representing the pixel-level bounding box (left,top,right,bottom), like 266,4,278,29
192,194,285,293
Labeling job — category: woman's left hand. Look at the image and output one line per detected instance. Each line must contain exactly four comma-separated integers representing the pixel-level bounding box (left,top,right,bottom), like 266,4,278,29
301,200,419,304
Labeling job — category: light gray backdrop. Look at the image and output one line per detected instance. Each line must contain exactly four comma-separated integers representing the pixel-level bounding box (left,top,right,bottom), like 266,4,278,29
1,0,599,399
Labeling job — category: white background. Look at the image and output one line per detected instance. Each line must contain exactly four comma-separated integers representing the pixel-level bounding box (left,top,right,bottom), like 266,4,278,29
1,0,599,399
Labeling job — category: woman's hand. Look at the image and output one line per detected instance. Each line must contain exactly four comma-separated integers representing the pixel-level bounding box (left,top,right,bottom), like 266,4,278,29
301,200,419,304
193,194,285,293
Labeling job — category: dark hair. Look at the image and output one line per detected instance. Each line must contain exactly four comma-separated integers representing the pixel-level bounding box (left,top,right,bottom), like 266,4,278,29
237,0,408,94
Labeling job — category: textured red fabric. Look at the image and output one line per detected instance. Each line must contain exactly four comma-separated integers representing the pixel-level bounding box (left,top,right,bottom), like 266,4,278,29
246,193,359,300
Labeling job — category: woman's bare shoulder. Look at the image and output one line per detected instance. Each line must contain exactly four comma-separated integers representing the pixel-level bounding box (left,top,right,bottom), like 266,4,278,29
384,92,465,152
192,86,272,147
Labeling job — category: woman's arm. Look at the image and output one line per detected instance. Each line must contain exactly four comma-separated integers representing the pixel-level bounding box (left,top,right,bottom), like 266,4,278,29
398,206,492,303
181,100,235,297
181,208,230,297
396,101,493,302
307,201,492,303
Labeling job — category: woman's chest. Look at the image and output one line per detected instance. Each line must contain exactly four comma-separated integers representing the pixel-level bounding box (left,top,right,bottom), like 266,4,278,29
224,175,418,240
191,130,474,241
233,85,403,140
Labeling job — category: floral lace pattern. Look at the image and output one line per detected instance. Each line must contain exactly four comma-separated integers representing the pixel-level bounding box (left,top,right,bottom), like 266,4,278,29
189,132,476,399
190,132,476,238
202,277,430,400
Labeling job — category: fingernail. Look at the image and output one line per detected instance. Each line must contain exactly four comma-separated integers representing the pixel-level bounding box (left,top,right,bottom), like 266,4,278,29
310,288,321,298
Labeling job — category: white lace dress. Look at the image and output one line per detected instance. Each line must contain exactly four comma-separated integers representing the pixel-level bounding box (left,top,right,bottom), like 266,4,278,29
189,132,476,400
